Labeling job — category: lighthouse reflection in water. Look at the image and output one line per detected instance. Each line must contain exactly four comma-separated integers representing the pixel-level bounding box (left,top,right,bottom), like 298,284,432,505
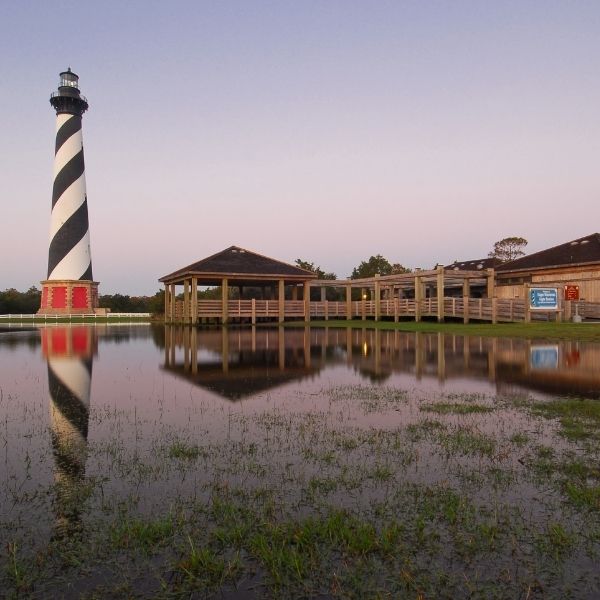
41,326,96,539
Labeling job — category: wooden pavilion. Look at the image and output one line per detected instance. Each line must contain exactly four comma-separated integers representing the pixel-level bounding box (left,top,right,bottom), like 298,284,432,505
160,246,317,324
159,246,508,324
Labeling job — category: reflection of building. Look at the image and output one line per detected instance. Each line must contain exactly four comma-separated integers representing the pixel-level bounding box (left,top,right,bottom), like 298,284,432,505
164,325,600,400
41,326,96,538
39,69,99,315
163,326,319,400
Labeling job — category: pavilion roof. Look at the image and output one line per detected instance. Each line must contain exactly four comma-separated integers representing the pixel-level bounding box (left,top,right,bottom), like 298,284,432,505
159,246,317,285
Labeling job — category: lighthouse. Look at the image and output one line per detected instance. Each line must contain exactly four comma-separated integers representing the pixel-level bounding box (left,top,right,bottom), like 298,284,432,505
39,69,99,314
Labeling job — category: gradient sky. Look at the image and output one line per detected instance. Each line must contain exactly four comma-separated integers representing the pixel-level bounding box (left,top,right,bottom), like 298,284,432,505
2,1,599,294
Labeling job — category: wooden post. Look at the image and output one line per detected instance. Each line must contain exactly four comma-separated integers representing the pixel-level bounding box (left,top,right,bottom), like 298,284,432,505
191,277,198,325
183,279,190,324
463,278,470,324
278,279,285,324
251,298,256,324
374,274,381,321
486,268,495,299
436,266,444,323
564,300,572,322
164,284,169,320
394,298,399,322
491,297,498,324
222,278,229,324
524,284,531,323
292,286,298,301
361,288,366,321
170,284,176,323
303,280,311,322
415,276,422,322
346,285,352,320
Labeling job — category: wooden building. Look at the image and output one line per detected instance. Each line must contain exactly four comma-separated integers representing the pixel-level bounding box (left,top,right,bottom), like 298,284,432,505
495,233,600,303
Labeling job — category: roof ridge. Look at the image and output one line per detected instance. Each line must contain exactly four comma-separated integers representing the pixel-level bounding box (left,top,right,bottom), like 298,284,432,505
499,232,599,268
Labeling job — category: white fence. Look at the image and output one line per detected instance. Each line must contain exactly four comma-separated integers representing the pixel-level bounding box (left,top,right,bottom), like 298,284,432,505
0,313,151,320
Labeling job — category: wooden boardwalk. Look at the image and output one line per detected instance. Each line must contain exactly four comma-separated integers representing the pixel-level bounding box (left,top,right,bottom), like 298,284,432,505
172,296,534,324
165,264,599,324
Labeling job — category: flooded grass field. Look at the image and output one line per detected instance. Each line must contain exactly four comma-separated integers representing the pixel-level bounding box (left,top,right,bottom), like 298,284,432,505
1,324,600,599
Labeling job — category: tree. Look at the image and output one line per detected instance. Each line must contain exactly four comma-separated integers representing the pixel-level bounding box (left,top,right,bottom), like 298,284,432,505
391,263,411,275
0,287,41,314
350,255,393,279
147,290,165,315
488,237,528,262
295,259,336,280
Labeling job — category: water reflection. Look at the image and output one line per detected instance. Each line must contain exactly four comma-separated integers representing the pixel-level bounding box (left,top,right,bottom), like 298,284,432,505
163,326,317,400
41,326,97,539
163,325,600,399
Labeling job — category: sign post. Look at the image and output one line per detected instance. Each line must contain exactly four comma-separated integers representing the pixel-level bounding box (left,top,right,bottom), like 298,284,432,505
564,285,579,301
565,285,581,322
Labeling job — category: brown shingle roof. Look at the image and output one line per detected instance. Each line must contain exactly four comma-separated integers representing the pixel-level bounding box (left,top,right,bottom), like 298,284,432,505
160,246,316,282
445,257,501,272
496,233,600,272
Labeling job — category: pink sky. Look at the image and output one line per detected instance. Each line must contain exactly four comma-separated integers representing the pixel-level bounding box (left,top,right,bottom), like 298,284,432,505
2,1,599,294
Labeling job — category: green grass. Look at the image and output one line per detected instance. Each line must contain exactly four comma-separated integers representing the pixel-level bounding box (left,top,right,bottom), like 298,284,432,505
167,440,208,460
420,402,494,415
110,515,175,552
437,427,497,457
176,536,241,588
531,398,600,441
294,319,600,342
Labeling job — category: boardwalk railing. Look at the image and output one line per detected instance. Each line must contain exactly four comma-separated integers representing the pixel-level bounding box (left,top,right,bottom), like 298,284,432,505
169,297,585,323
0,313,151,321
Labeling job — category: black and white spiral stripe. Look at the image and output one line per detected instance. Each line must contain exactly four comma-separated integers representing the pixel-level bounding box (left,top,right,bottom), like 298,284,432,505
47,113,93,281
48,355,92,536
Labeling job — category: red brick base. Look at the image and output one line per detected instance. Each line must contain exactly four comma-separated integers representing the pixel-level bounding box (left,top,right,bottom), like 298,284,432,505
38,280,100,314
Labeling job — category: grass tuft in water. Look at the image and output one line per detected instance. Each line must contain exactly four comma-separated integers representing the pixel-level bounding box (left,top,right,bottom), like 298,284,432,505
420,402,494,415
168,440,207,460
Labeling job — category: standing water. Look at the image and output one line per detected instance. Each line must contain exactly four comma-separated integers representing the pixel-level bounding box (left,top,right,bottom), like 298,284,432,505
1,324,599,598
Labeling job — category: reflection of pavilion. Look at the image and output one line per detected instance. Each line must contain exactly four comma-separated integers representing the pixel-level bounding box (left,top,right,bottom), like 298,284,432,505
163,326,320,400
163,325,600,399
41,326,97,538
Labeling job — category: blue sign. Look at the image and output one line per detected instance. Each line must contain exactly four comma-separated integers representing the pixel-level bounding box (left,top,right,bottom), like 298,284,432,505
530,346,559,370
529,288,558,310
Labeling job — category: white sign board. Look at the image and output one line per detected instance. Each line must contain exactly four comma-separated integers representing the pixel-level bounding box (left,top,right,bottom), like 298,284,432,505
529,288,558,310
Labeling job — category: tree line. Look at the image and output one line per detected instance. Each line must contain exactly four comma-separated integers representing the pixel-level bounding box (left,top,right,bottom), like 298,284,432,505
0,288,165,315
1,237,526,314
